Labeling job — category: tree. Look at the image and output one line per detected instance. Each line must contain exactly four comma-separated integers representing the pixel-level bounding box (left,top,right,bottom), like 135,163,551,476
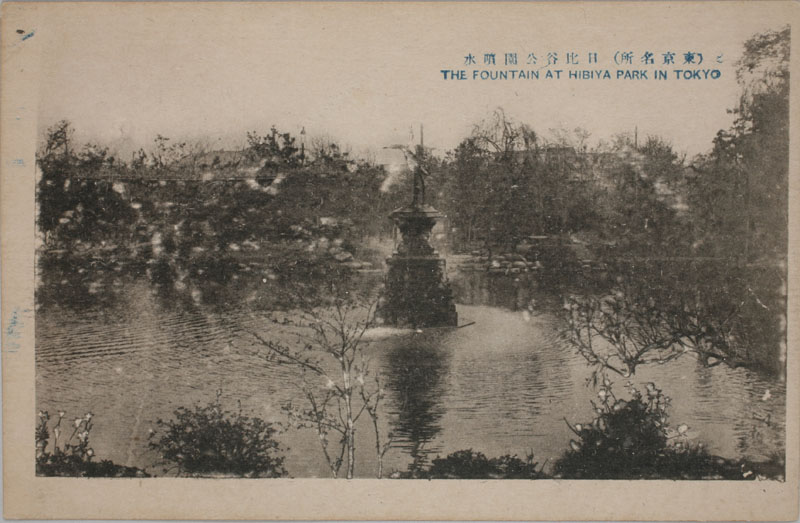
438,110,547,250
470,108,538,161
564,291,684,380
37,121,76,244
690,26,789,263
438,112,621,251
37,121,136,250
246,126,303,182
565,29,790,372
684,27,789,373
563,284,741,383
439,138,493,247
244,290,391,479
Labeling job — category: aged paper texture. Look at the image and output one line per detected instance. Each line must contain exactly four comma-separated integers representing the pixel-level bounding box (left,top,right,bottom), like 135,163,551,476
2,1,799,520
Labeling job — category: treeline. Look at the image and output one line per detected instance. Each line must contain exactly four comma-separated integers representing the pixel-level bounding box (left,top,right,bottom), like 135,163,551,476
424,29,788,269
430,119,686,257
37,125,408,309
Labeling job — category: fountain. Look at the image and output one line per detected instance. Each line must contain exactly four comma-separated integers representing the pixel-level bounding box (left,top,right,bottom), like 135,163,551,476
377,130,458,328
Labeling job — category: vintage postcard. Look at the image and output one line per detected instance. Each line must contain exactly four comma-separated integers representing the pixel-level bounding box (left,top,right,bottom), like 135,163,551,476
2,1,798,520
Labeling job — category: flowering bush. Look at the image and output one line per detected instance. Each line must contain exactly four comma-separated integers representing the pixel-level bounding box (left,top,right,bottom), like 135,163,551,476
36,410,147,477
553,380,764,480
148,391,286,478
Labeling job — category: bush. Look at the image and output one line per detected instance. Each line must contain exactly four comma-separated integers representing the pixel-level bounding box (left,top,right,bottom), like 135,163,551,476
36,410,148,477
396,449,544,479
553,380,778,480
149,391,286,478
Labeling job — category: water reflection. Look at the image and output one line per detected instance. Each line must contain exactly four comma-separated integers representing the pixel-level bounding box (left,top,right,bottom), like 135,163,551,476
383,336,450,470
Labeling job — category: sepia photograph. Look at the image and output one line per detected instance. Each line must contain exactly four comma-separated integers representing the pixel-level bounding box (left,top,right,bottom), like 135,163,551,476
2,1,798,520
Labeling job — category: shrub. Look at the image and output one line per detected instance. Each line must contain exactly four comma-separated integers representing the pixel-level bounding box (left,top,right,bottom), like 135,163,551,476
396,449,544,479
36,410,148,477
553,380,773,480
148,391,286,478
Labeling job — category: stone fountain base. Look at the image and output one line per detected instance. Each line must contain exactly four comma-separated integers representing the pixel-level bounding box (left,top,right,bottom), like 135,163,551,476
376,205,458,328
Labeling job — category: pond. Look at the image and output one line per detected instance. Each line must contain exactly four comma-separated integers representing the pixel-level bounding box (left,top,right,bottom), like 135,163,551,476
36,272,785,477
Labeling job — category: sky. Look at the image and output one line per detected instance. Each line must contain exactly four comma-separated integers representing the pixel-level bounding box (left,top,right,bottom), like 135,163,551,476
29,3,790,163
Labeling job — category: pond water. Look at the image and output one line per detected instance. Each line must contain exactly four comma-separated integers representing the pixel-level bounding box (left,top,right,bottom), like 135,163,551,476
36,272,785,477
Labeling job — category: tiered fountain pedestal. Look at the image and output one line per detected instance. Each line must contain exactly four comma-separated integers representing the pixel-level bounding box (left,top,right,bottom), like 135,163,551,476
378,205,458,328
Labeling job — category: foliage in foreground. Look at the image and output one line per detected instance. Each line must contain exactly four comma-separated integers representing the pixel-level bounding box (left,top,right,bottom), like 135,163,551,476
427,450,544,479
553,380,783,480
36,410,148,477
388,381,782,481
37,385,783,480
148,391,286,478
393,449,544,479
